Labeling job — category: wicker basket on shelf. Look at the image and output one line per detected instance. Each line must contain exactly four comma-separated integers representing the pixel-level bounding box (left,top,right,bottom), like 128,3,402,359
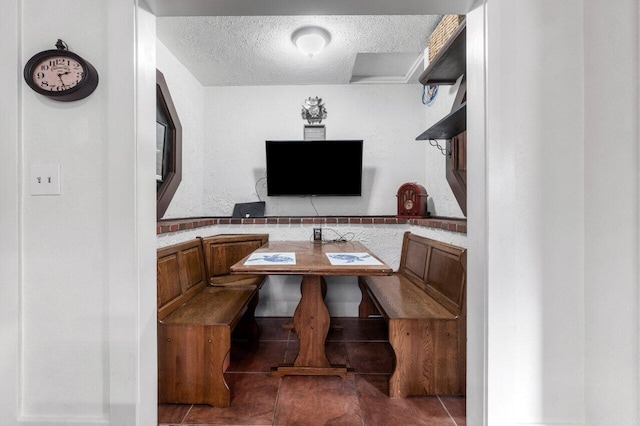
428,15,465,62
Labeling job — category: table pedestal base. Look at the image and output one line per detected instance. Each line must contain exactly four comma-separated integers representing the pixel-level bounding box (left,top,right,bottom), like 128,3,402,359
282,322,344,332
273,275,354,378
281,278,343,332
270,365,355,378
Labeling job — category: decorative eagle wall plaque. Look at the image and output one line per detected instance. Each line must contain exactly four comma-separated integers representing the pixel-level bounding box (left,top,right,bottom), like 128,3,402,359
301,96,327,124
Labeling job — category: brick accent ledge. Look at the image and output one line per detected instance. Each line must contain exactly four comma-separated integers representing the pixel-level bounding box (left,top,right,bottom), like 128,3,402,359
157,216,466,235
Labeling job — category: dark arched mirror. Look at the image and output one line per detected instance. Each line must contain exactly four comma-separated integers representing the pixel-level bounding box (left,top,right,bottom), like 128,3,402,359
156,69,182,219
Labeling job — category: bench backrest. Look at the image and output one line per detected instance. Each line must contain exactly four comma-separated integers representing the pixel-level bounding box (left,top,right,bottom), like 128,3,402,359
157,239,208,321
398,231,467,316
157,234,268,319
199,234,268,279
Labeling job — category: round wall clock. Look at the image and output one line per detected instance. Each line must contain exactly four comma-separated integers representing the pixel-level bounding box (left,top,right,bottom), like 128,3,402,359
23,39,99,102
397,182,429,218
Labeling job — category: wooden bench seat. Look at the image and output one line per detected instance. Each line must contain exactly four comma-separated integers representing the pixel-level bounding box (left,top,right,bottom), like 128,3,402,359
358,231,467,398
363,274,457,320
157,234,267,408
162,286,256,326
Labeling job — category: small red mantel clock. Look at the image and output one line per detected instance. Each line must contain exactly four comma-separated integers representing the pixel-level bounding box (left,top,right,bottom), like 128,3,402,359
396,182,429,218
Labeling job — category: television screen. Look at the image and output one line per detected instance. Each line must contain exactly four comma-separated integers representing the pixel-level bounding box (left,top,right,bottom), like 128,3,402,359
266,140,363,196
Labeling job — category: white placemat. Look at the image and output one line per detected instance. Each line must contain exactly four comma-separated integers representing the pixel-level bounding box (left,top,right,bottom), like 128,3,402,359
325,253,383,266
244,252,296,265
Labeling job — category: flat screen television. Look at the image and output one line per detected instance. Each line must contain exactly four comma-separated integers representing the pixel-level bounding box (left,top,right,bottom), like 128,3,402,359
266,140,363,196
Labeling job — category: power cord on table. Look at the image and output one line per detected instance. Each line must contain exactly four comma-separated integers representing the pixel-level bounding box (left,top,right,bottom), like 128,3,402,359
309,227,355,243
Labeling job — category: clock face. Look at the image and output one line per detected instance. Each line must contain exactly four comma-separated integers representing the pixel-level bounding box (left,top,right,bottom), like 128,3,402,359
32,55,84,93
24,42,99,102
404,199,414,210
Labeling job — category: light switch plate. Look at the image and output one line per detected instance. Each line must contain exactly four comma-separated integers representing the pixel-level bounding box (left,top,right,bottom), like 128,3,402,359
30,164,61,195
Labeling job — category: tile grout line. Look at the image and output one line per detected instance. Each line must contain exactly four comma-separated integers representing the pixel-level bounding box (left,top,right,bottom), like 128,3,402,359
271,377,283,426
437,395,458,426
346,347,367,426
180,404,194,425
270,334,292,426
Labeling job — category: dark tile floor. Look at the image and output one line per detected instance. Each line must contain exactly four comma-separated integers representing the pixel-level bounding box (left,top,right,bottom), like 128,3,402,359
158,317,466,426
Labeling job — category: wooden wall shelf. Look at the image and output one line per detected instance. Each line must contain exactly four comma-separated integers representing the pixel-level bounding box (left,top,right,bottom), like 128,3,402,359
418,19,466,86
416,102,466,140
416,16,467,217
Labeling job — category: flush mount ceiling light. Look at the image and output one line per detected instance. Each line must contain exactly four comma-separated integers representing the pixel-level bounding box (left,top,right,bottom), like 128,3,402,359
292,26,331,58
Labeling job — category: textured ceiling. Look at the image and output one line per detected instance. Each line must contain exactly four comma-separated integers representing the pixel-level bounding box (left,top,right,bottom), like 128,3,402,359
156,15,442,86
147,0,472,17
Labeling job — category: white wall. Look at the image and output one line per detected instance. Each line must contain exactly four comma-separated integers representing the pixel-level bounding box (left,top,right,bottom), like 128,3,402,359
584,0,639,424
157,39,206,218
155,32,467,219
465,3,487,424
19,0,110,420
484,0,586,424
0,0,157,424
133,3,159,424
0,0,21,422
202,84,433,217
468,1,639,424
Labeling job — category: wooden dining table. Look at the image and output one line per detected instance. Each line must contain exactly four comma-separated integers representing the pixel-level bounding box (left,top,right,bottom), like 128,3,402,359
230,240,392,378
